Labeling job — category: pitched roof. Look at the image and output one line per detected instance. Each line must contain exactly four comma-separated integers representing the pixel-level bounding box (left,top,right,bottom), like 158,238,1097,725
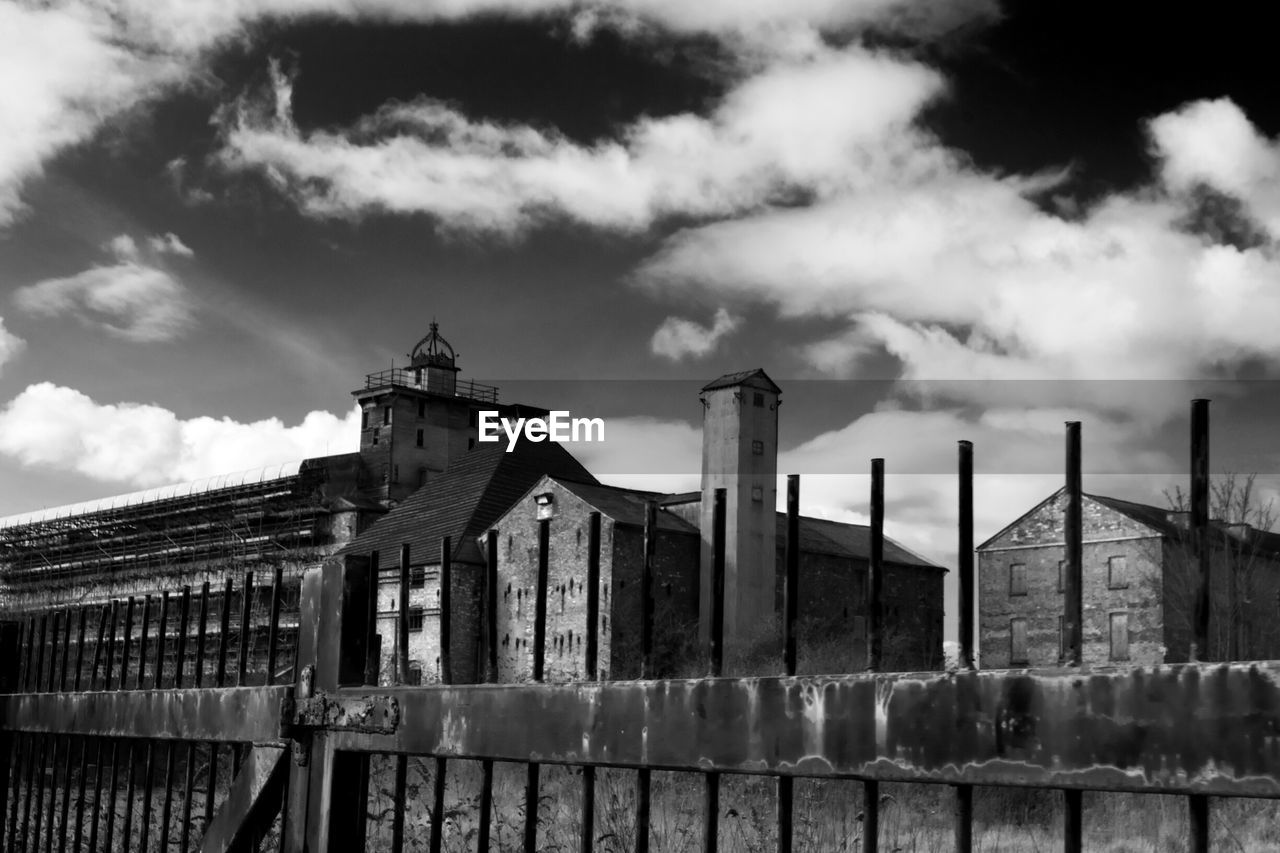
552,480,699,533
782,515,944,570
341,441,596,566
701,368,781,394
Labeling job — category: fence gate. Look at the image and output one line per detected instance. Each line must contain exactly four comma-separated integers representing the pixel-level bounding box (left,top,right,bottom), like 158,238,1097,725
4,406,1280,852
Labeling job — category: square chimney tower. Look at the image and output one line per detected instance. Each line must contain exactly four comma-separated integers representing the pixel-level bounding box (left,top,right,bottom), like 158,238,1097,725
699,369,780,652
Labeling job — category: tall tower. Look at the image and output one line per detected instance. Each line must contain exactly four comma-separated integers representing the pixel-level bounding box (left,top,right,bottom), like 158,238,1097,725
699,369,780,652
353,322,542,505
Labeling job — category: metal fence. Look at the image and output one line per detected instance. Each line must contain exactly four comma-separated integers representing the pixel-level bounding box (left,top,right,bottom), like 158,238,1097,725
1,398,1278,852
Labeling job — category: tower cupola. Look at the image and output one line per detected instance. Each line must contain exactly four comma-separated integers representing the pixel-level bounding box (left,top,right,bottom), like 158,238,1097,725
409,321,460,395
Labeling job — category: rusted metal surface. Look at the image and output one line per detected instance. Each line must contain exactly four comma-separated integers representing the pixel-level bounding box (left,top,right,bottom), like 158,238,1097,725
199,745,288,853
710,489,725,677
1191,399,1210,661
0,686,290,742
1064,423,1083,666
869,459,883,673
290,693,399,734
324,663,1280,796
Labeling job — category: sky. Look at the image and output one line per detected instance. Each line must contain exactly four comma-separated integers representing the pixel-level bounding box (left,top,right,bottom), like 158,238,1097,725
3,0,1280,641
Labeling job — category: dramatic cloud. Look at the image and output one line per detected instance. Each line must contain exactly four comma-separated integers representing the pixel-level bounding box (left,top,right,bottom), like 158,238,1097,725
0,383,361,488
0,317,26,373
635,99,1280,397
650,308,741,360
216,48,946,234
13,233,195,342
0,0,994,227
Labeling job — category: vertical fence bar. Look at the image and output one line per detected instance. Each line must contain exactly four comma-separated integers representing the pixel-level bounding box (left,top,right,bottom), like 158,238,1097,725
74,608,87,692
104,740,121,852
525,520,550,853
60,608,72,692
711,488,726,677
704,772,720,853
47,612,59,693
391,544,411,853
155,591,169,690
43,736,59,853
636,767,651,853
955,440,975,853
486,530,499,683
26,735,46,852
102,602,118,692
122,740,138,852
478,530,498,853
122,597,136,690
195,581,210,688
175,586,191,688
57,736,74,853
74,738,89,853
35,614,48,693
365,551,379,685
207,579,233,837
428,539,452,853
580,514,601,849
5,734,26,852
138,738,156,853
864,458,885,853
137,595,151,690
0,622,19,852
239,571,255,687
398,544,411,684
1190,399,1211,852
1063,422,1084,853
776,474,800,853
87,739,105,853
269,566,285,686
641,501,656,678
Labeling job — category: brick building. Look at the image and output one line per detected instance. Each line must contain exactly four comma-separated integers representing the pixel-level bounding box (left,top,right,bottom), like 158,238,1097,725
978,487,1280,668
0,330,948,684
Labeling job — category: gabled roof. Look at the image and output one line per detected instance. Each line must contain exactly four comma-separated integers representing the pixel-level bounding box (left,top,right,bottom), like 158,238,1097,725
341,441,596,566
782,515,944,570
552,480,699,533
701,368,781,394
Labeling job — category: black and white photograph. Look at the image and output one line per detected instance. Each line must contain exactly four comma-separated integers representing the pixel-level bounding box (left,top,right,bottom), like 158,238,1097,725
1,0,1279,850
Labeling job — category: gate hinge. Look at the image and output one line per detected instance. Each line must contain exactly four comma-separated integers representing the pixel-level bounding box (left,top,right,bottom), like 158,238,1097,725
281,691,401,736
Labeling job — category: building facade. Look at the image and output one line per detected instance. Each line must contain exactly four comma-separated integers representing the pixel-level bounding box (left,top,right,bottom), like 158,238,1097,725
978,488,1280,668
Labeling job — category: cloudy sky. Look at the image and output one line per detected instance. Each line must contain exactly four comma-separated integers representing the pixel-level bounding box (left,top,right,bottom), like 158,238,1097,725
3,0,1280,639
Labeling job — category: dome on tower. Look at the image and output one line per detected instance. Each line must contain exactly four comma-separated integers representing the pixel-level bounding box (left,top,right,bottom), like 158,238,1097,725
409,321,457,369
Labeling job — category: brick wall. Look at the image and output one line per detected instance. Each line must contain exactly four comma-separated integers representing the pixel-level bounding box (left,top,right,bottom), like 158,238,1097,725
979,493,1165,668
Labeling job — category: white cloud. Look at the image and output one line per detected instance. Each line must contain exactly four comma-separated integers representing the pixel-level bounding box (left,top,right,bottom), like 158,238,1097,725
650,308,740,360
14,234,196,343
0,0,995,228
0,383,361,488
216,47,946,235
0,317,26,373
148,232,194,257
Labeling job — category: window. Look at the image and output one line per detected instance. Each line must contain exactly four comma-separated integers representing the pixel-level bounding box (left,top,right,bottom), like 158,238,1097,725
753,392,764,407
1110,612,1129,661
407,607,425,633
371,428,380,446
416,429,424,448
751,485,763,502
417,400,426,418
1108,555,1128,589
361,409,369,429
1057,560,1065,593
410,567,426,589
383,406,391,425
1009,563,1027,596
407,664,423,686
751,440,764,455
1010,617,1028,664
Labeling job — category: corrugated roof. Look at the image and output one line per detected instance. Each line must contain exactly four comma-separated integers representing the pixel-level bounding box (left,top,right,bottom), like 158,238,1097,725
342,441,596,566
553,480,699,533
701,368,781,393
783,515,944,569
0,460,307,530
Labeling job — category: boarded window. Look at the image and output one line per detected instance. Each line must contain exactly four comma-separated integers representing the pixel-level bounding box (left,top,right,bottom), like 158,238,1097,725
407,664,423,686
407,607,425,633
1108,555,1128,589
1009,563,1027,596
1010,617,1028,664
751,485,763,502
417,400,426,418
753,392,764,407
1110,612,1129,660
